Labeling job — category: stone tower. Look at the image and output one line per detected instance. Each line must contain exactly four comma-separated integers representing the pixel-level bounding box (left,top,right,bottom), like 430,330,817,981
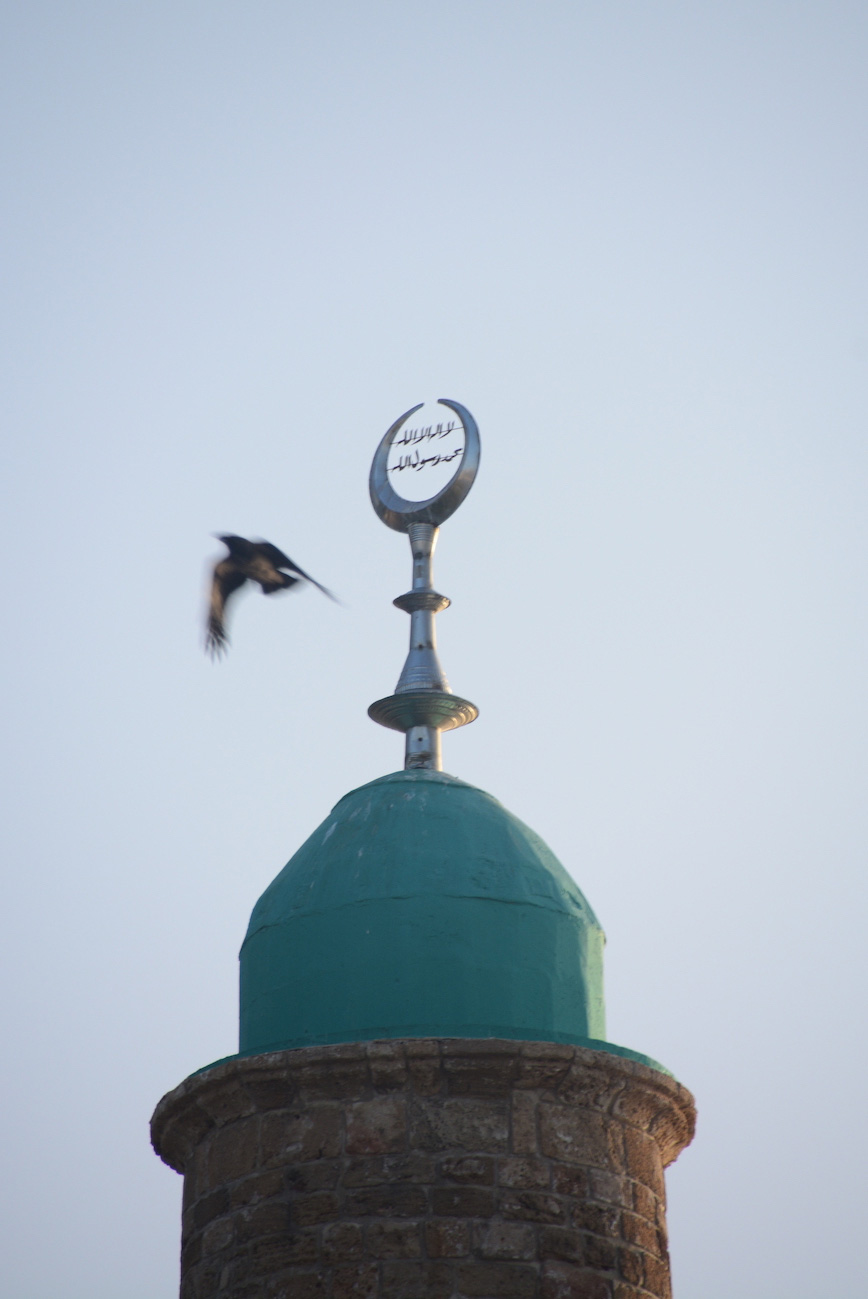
152,402,695,1298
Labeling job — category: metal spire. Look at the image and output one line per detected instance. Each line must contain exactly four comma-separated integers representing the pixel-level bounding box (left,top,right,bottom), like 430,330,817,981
368,399,480,771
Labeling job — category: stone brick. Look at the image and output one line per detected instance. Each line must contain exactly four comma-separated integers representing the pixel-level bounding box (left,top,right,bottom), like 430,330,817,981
233,1199,291,1242
192,1187,229,1231
622,1130,663,1196
500,1190,567,1224
244,1076,298,1112
426,1218,471,1257
539,1226,584,1263
551,1165,588,1199
409,1098,509,1153
365,1219,422,1258
381,1260,455,1297
630,1182,657,1224
267,1271,325,1299
541,1261,612,1299
347,1096,407,1154
181,1232,202,1270
456,1262,540,1298
499,1157,551,1189
642,1254,671,1298
622,1211,659,1256
292,1190,341,1226
368,1041,409,1092
556,1065,621,1112
261,1106,342,1164
197,1078,256,1127
246,1232,320,1272
208,1119,260,1184
344,1184,428,1218
369,1153,432,1186
587,1170,631,1209
297,1057,370,1102
517,1046,574,1093
444,1053,517,1097
538,1107,616,1171
580,1234,616,1271
438,1156,495,1185
287,1160,341,1192
618,1247,644,1287
332,1262,379,1298
343,1157,388,1188
405,1056,443,1096
571,1203,620,1238
431,1186,495,1217
476,1221,538,1261
229,1169,285,1207
512,1092,538,1155
322,1222,364,1263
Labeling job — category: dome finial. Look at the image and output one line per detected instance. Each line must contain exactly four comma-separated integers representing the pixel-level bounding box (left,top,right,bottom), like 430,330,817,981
368,399,480,770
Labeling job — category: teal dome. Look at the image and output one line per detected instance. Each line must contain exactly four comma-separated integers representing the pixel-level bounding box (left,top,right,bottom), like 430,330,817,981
239,770,608,1054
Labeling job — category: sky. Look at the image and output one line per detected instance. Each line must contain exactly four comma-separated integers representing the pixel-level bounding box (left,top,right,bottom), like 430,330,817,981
1,3,866,1296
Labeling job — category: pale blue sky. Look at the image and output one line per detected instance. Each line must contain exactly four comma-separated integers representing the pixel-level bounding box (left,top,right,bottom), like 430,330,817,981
2,4,866,1296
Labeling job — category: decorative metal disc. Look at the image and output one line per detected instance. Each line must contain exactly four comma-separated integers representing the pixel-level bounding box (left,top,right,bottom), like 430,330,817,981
369,399,481,532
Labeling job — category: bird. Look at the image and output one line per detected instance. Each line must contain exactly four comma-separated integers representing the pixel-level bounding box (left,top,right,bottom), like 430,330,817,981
206,534,337,656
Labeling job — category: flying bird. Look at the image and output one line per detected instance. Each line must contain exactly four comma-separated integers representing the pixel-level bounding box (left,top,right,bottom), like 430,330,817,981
206,534,337,656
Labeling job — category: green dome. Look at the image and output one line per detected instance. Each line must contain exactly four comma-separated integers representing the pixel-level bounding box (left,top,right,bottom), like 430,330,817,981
239,770,608,1054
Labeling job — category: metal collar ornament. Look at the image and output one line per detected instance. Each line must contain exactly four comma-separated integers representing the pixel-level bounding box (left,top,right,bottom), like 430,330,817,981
368,399,480,771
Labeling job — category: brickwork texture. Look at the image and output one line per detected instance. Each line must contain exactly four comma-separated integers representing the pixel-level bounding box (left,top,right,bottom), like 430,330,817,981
151,1040,695,1299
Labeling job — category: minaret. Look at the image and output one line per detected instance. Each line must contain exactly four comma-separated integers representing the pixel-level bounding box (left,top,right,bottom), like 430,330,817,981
152,400,695,1299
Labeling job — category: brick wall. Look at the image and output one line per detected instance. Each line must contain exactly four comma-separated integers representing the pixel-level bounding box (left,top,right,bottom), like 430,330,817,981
152,1040,695,1299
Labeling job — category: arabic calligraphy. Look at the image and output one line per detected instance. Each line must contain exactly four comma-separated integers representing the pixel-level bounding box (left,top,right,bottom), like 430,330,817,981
394,419,461,447
389,445,464,474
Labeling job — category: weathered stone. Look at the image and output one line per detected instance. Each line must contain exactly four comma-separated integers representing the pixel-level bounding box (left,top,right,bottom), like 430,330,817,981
233,1200,291,1242
425,1218,471,1257
431,1186,495,1218
499,1156,551,1189
286,1160,340,1192
438,1155,495,1185
344,1184,428,1218
261,1105,342,1164
208,1119,260,1184
622,1130,663,1196
152,1039,694,1299
538,1107,615,1171
571,1202,620,1238
541,1261,612,1299
268,1271,325,1299
292,1190,341,1226
322,1222,364,1263
229,1169,285,1206
511,1092,539,1155
365,1219,422,1258
476,1221,538,1260
347,1096,407,1155
409,1098,509,1153
192,1187,229,1231
501,1190,567,1224
380,1260,455,1298
332,1262,379,1299
618,1246,644,1287
622,1211,659,1256
587,1169,631,1209
456,1262,540,1298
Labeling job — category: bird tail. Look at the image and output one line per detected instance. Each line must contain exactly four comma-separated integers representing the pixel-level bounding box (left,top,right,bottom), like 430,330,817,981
286,563,340,603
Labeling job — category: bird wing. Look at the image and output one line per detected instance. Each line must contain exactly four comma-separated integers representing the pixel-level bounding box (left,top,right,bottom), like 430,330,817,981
206,561,247,656
253,541,339,603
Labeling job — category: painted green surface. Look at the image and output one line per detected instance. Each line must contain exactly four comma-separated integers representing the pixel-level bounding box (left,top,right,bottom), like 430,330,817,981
240,770,609,1054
